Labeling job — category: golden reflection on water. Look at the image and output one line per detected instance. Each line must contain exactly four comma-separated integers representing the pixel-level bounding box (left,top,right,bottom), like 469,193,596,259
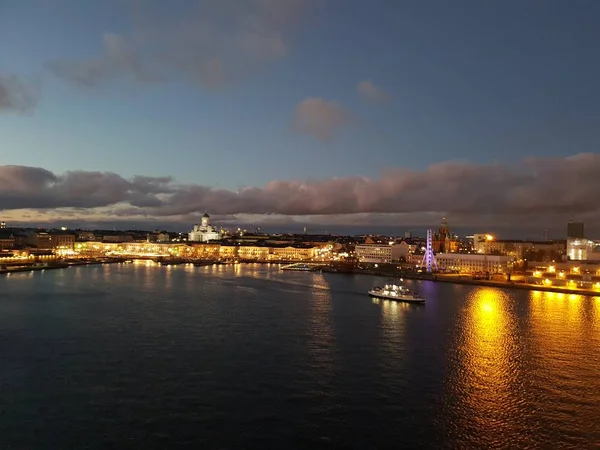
463,288,514,396
451,287,600,445
528,290,592,376
453,287,521,441
593,297,600,331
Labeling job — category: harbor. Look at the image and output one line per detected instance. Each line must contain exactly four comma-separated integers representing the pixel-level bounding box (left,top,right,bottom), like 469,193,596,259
3,255,600,297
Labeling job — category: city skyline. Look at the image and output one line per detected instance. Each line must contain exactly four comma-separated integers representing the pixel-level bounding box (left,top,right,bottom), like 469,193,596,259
2,0,600,230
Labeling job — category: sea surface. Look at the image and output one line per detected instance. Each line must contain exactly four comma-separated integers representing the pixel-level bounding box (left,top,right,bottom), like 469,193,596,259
1,263,600,449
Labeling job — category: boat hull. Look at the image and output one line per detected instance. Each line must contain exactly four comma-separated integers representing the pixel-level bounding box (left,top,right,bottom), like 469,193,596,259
368,290,425,303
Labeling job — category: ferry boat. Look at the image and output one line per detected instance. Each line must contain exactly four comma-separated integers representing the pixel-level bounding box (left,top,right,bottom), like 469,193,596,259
368,280,425,303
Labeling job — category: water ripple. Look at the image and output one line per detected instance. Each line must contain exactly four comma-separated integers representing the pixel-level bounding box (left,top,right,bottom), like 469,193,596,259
1,265,599,448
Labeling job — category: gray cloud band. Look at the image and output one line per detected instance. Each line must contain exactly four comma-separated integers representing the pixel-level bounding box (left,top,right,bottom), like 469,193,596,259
1,154,598,220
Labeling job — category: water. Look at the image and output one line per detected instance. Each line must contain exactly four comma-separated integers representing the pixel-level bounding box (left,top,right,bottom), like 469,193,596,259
1,263,600,449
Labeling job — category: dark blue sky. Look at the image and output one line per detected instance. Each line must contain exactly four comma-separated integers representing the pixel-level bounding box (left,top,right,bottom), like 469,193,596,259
1,0,600,231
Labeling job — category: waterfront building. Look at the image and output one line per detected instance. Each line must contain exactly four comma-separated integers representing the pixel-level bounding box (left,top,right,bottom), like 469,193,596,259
50,232,76,252
526,262,600,289
72,240,321,262
567,238,600,261
188,243,220,259
237,245,271,260
219,244,238,259
408,252,513,273
269,245,316,261
26,231,53,250
355,243,404,264
0,230,15,250
188,213,221,242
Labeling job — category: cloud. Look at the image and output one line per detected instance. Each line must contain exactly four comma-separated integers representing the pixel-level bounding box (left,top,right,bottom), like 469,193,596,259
0,74,39,113
47,0,309,89
292,97,350,141
357,80,390,102
3,153,600,232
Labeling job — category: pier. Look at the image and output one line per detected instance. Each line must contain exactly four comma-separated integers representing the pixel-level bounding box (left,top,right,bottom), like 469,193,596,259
280,263,324,271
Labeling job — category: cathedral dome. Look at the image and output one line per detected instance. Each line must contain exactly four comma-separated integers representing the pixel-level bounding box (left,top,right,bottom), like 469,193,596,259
202,212,210,218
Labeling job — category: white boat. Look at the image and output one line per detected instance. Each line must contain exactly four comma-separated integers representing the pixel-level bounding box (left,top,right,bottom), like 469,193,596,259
368,281,425,303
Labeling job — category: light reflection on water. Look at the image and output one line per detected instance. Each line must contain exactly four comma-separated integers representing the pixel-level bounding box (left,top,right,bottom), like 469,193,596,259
307,273,335,371
450,287,524,446
444,287,600,448
1,265,600,448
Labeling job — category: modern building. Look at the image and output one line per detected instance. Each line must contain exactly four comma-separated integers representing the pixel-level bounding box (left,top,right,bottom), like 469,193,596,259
355,243,404,263
563,220,600,261
567,238,600,261
567,221,584,239
188,213,221,242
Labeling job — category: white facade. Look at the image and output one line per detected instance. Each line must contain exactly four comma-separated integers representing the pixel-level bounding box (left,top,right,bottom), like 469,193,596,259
188,213,221,242
408,252,513,273
567,238,600,261
355,243,403,263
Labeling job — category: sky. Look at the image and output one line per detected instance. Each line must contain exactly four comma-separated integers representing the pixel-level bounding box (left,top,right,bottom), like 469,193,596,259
1,0,600,236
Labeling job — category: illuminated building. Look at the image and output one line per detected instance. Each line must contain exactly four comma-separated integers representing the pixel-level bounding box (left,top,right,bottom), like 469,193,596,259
237,246,271,260
189,243,220,259
408,252,513,273
76,231,96,241
567,238,600,261
355,243,404,263
219,244,238,259
0,221,6,229
483,239,565,260
565,221,600,261
50,232,75,251
26,231,53,250
269,245,316,261
433,217,459,253
102,234,134,242
76,241,175,257
473,234,494,253
147,232,171,243
188,213,222,242
0,231,15,250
